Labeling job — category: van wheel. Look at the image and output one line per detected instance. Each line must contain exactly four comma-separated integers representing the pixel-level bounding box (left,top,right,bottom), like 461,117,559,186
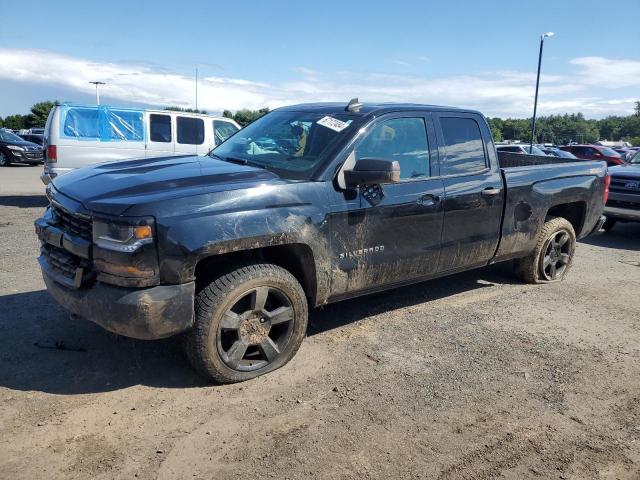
0,152,10,166
183,263,308,383
515,217,576,284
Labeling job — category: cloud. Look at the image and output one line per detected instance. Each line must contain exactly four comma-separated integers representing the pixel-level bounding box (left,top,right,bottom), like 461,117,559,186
0,48,637,118
570,57,640,88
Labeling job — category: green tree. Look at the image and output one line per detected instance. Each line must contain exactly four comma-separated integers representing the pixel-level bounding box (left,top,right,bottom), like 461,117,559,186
27,101,56,128
3,114,28,130
223,108,269,127
635,101,640,116
164,106,209,114
0,116,3,128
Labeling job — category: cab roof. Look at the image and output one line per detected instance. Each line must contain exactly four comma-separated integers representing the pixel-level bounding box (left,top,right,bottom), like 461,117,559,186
279,102,481,117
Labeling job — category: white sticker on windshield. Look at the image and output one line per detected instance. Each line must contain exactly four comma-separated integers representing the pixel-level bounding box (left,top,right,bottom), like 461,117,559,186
317,116,350,132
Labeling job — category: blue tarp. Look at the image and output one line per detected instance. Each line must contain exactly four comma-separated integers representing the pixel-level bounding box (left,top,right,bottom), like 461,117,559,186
60,105,145,141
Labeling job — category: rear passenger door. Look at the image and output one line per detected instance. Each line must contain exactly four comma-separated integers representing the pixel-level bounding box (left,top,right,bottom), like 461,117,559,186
146,113,175,158
174,116,206,155
433,113,504,271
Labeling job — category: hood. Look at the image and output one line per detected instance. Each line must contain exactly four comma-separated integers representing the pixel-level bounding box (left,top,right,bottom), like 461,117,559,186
52,155,284,215
609,163,640,178
1,139,41,149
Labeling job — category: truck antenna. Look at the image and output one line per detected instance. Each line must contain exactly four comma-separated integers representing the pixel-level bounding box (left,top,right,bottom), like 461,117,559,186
346,98,363,112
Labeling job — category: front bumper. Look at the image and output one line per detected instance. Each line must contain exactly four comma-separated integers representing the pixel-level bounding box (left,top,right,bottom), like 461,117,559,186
9,149,43,164
40,260,195,340
604,205,640,222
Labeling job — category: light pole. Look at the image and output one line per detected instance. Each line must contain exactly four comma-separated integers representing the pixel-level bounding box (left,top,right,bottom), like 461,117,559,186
529,32,554,152
89,81,106,105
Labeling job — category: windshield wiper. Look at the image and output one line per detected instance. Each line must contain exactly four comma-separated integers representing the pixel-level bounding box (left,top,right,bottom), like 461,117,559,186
214,154,268,170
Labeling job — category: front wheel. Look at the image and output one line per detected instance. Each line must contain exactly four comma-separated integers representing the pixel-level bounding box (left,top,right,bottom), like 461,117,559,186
515,217,576,284
0,151,11,167
183,263,308,383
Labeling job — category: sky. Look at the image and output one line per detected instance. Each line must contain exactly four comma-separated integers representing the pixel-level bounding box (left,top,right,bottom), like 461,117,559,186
1,0,639,119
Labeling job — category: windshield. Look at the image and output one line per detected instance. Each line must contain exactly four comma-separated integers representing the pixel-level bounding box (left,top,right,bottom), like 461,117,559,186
598,146,621,157
210,110,359,179
630,150,640,164
0,129,24,142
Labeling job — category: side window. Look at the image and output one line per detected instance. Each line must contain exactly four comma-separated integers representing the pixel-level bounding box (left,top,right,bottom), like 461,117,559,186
440,117,487,175
63,108,101,138
150,114,172,143
177,117,204,145
106,110,144,141
355,117,430,180
213,120,239,145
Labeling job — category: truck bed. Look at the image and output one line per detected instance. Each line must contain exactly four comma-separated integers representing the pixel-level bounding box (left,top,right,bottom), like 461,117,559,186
497,151,577,169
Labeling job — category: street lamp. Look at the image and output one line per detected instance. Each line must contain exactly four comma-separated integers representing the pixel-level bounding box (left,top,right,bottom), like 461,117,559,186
89,81,106,105
529,32,554,152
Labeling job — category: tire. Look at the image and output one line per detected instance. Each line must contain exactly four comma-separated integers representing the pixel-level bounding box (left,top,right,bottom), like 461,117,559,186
183,263,308,383
0,151,11,167
602,218,616,232
515,217,576,284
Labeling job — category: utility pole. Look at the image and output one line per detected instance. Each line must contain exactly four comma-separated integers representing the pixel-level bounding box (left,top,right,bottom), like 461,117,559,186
529,32,554,152
195,68,198,112
89,81,106,105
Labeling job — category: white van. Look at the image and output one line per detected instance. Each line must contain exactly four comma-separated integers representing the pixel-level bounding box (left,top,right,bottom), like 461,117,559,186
41,104,241,184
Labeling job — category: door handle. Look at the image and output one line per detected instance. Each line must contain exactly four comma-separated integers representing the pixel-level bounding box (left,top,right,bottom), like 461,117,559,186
481,187,501,197
417,194,440,206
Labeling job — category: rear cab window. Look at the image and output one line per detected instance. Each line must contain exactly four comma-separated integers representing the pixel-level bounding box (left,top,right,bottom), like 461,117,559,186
177,117,204,145
439,117,487,175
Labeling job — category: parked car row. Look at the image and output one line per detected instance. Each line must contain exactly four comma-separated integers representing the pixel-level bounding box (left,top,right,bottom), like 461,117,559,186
495,142,633,167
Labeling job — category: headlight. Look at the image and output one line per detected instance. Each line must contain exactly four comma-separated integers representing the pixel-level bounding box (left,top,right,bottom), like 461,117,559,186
7,145,24,151
92,218,154,252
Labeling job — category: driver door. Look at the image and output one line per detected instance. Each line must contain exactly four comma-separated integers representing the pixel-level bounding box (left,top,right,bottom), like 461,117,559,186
326,113,445,298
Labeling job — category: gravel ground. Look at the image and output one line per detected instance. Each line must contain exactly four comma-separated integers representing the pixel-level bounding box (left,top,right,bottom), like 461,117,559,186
1,166,639,479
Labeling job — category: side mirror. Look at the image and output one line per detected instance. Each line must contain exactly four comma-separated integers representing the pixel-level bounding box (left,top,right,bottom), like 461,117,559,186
343,158,400,187
593,152,602,158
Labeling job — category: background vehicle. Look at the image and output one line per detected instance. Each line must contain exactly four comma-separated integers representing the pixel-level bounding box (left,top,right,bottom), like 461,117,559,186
36,102,608,383
41,104,241,184
603,149,640,231
496,144,548,155
18,133,44,145
559,144,625,166
613,148,635,161
540,146,578,159
0,128,44,166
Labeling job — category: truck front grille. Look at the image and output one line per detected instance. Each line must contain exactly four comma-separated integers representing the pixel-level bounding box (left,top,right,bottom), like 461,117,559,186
41,243,93,288
52,203,92,241
610,177,640,196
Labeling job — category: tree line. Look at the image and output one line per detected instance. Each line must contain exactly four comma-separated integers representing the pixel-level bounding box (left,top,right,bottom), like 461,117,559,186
3,100,639,145
488,101,640,145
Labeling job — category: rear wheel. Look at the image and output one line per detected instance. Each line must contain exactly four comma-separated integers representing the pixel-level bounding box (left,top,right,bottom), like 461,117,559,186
602,218,616,232
516,217,576,284
0,151,11,167
184,263,308,383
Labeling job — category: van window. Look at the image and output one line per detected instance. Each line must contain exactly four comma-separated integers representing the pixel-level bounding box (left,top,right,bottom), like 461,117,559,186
213,120,239,145
61,106,144,141
177,117,204,145
150,114,172,143
440,117,487,175
355,117,430,180
63,108,101,138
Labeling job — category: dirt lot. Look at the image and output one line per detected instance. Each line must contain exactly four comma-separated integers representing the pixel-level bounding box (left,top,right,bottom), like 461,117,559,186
1,165,639,479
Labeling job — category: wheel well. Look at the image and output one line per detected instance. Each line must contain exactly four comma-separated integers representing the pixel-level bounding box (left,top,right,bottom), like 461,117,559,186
546,202,586,234
194,244,317,304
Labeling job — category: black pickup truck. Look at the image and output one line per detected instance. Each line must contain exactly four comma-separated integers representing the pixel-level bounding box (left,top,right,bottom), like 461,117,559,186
36,101,608,383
